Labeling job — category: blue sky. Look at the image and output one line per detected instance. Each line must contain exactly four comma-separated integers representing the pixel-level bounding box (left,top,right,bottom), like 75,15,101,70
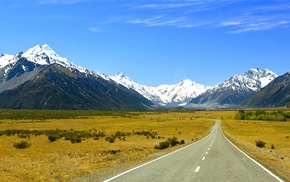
1,0,290,86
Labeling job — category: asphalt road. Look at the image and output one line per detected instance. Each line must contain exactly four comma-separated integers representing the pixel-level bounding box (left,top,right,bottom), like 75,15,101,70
104,120,284,182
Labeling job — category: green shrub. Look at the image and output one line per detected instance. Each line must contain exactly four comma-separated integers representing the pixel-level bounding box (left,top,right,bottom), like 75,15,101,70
167,137,179,146
48,134,61,142
105,135,115,143
13,141,31,149
154,140,170,150
255,140,266,148
271,144,275,149
70,136,82,143
179,139,185,144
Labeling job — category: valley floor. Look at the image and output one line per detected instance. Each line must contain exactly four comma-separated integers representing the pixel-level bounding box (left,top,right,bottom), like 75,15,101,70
0,110,289,181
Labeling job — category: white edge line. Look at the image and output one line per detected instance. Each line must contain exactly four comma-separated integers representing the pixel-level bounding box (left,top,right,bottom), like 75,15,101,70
220,120,284,182
103,121,217,182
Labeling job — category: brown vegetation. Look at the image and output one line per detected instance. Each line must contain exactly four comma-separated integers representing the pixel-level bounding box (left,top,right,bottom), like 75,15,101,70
0,111,213,181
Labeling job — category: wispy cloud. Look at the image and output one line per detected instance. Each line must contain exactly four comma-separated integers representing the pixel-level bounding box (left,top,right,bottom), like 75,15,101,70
228,19,290,34
129,1,290,33
89,27,105,33
137,3,194,9
38,0,94,5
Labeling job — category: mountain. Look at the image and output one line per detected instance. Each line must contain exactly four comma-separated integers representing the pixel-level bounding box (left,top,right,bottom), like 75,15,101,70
110,73,211,107
241,71,290,108
0,45,153,110
187,68,278,109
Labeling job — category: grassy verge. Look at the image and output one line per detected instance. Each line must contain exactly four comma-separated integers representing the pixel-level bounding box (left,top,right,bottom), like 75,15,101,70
222,119,290,181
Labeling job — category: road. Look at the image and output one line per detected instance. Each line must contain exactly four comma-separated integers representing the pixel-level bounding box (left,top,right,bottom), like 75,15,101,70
104,120,283,182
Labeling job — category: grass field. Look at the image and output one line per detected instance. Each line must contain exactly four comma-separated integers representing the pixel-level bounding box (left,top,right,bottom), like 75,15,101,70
0,110,289,181
0,111,214,182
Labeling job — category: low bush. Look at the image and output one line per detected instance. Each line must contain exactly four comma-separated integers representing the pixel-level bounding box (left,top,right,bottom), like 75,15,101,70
105,135,115,143
48,134,61,142
13,141,31,149
167,137,179,146
155,137,185,150
271,144,275,149
154,140,170,149
179,139,185,144
70,136,82,143
255,140,266,148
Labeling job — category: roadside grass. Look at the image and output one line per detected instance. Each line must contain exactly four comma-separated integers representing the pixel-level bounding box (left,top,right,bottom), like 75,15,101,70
222,117,290,181
0,111,213,182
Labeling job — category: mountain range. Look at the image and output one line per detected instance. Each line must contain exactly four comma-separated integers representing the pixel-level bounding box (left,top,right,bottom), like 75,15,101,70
110,73,211,107
0,44,289,110
0,45,153,110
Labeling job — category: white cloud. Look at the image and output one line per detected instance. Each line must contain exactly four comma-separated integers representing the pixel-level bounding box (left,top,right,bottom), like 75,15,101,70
220,21,241,26
90,27,105,33
39,0,93,5
137,3,194,9
230,20,290,34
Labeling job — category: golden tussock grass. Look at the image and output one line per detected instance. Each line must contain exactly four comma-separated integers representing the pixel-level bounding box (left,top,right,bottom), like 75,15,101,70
1,110,289,181
0,111,214,182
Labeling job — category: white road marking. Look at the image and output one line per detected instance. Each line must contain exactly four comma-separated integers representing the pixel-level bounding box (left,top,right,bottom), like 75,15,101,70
202,157,205,161
208,148,210,150
195,166,200,173
206,152,208,155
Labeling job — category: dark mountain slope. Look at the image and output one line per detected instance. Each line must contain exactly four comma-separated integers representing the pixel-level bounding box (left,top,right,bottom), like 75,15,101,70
241,72,290,108
0,64,153,110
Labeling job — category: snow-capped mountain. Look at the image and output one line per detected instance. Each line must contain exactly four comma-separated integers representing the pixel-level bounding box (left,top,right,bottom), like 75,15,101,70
241,71,290,108
0,45,153,110
188,68,278,108
110,72,211,107
0,44,283,109
209,68,277,93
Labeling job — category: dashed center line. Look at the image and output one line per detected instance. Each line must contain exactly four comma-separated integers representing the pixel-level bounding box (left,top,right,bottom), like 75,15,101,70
206,152,208,155
195,166,200,173
202,157,205,161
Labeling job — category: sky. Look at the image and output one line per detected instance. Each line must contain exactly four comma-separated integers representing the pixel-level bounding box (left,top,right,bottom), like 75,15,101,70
0,0,290,86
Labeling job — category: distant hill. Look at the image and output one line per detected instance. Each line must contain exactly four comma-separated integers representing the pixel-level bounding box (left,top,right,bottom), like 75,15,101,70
240,71,290,108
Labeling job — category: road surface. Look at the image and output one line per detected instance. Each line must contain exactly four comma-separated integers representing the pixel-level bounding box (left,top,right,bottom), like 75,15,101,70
104,120,283,182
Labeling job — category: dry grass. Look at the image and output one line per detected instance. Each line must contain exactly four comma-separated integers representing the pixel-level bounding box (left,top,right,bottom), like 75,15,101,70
0,111,214,182
2,110,289,181
221,112,290,182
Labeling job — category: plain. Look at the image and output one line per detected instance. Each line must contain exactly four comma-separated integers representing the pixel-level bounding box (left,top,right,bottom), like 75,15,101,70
0,110,289,181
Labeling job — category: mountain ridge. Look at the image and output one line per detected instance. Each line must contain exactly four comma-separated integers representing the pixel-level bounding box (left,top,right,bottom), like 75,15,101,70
240,71,290,108
0,44,285,109
0,45,153,110
187,68,278,109
110,72,211,107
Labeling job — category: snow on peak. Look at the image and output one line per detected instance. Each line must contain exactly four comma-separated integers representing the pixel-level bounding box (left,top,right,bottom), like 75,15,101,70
23,44,72,66
0,54,15,68
110,73,210,107
20,44,89,73
211,68,278,92
26,44,54,56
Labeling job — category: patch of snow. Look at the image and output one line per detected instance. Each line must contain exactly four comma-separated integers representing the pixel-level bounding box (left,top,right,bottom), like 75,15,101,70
22,44,89,74
110,73,210,107
0,54,15,68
